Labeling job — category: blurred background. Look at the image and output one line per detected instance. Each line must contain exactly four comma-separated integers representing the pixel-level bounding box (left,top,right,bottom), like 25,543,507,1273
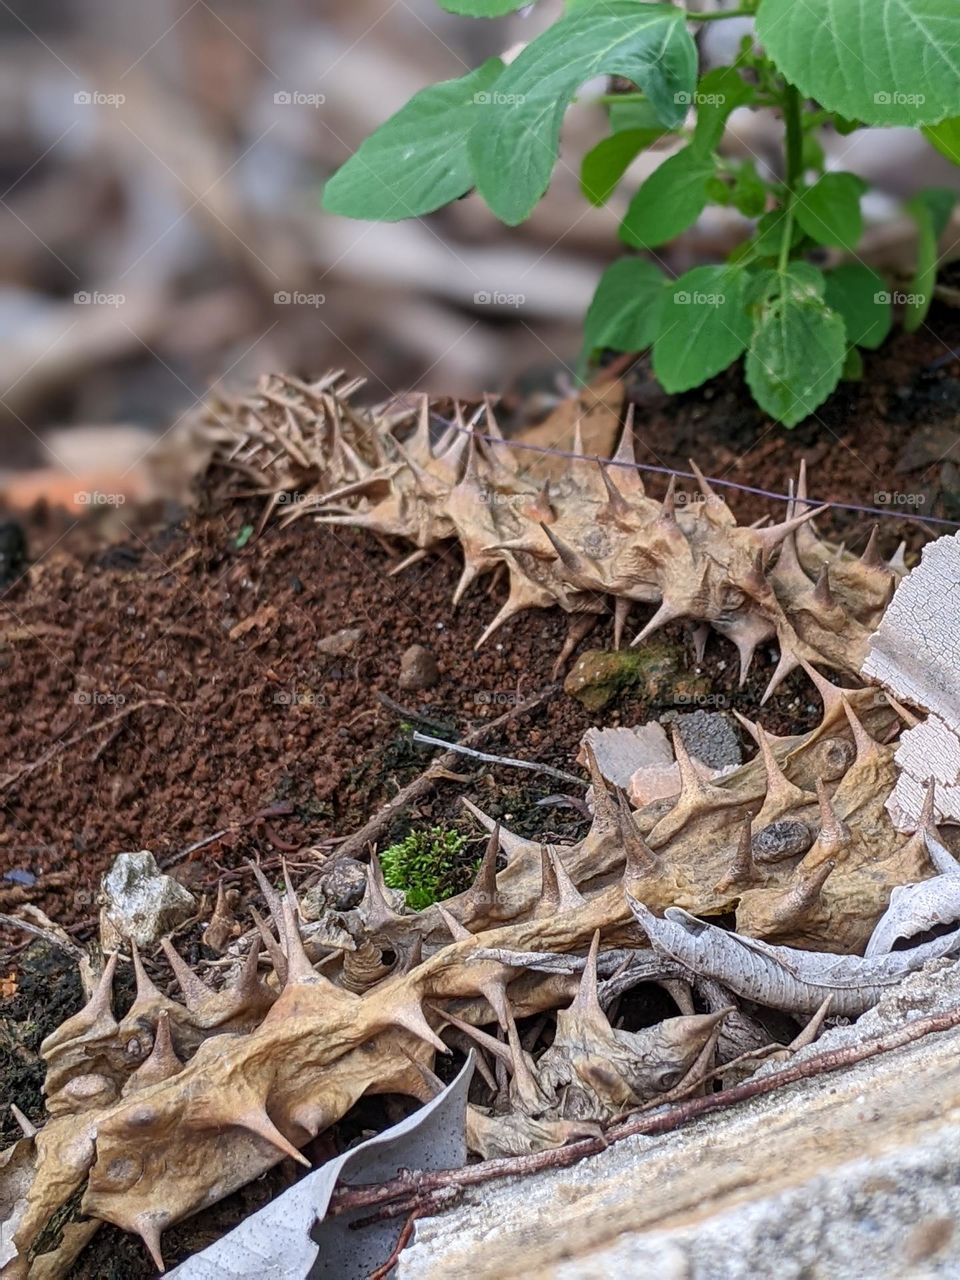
0,0,958,502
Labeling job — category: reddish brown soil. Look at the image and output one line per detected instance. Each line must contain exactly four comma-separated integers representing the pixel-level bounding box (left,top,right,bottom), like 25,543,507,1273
0,297,957,1278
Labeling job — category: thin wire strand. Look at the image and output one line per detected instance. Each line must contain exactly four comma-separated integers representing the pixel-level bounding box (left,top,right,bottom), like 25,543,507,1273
431,410,960,531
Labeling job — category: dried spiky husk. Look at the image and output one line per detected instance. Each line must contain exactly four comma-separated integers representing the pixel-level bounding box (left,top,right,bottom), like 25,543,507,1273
193,372,902,695
3,682,937,1272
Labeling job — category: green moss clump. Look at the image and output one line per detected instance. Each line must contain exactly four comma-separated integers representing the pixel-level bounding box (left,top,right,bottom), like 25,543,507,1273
380,825,469,910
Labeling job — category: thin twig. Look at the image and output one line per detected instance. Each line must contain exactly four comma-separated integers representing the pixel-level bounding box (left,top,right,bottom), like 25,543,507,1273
327,999,960,1218
366,1209,422,1279
0,913,87,961
411,732,585,788
376,691,454,734
0,700,173,796
332,685,560,861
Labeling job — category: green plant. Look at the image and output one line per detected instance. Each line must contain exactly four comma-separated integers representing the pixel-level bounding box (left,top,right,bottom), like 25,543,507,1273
322,0,959,426
380,824,471,909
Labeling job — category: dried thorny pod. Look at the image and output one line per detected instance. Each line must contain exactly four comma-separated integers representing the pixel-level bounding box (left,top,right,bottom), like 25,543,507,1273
3,681,940,1271
194,372,904,696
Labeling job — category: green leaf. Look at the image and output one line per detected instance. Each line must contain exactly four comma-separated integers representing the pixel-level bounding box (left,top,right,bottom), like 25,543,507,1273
924,117,960,165
823,264,892,350
690,66,753,156
584,258,667,355
620,148,714,249
608,99,666,134
438,0,534,14
730,161,767,218
904,187,957,331
842,347,865,381
793,172,866,250
468,3,696,224
653,265,752,393
751,208,804,259
322,59,504,220
581,128,664,205
745,265,847,426
757,0,960,127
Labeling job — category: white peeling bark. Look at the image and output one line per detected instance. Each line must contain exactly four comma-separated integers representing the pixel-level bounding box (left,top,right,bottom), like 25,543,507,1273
862,531,960,831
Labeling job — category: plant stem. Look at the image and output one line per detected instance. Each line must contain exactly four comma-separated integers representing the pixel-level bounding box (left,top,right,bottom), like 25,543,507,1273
684,5,757,19
778,81,804,273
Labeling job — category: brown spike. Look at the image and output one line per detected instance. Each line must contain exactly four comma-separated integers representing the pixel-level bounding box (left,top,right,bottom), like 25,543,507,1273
137,1220,165,1273
613,596,631,651
583,740,618,832
547,845,585,911
429,1003,514,1066
247,859,286,949
616,788,658,878
539,522,594,578
754,724,814,822
860,524,884,568
631,597,685,645
10,1103,36,1138
461,798,538,859
537,843,561,917
280,898,320,985
126,1010,182,1093
841,697,882,764
234,934,264,996
360,851,405,933
815,778,851,853
569,931,605,1023
812,565,836,609
436,903,472,942
760,645,800,706
237,1107,311,1168
160,938,213,1011
610,408,645,497
888,540,909,575
752,505,829,554
770,858,835,928
797,658,846,724
688,458,719,504
390,1001,450,1055
660,473,678,521
38,950,119,1056
129,940,165,1007
464,821,502,913
691,622,710,664
250,907,287,984
596,460,633,521
714,815,756,894
388,547,431,577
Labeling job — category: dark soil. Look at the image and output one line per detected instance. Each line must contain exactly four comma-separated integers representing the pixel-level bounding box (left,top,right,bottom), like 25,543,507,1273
1,297,958,1277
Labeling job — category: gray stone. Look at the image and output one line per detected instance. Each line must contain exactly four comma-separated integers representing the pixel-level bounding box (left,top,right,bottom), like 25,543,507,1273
399,644,440,691
660,708,742,770
99,850,196,950
317,627,363,657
